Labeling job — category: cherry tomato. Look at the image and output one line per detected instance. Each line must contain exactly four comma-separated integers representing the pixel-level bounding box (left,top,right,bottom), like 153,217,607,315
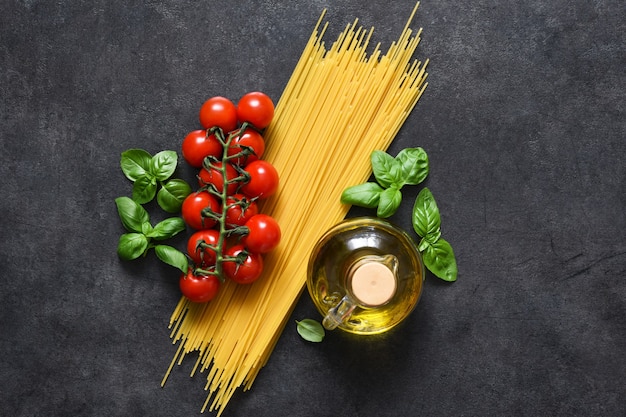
198,161,239,195
199,96,238,133
179,269,220,303
237,92,274,129
225,194,259,229
187,229,221,266
241,160,279,200
223,244,264,284
227,129,265,166
181,191,220,230
243,214,281,254
181,130,223,168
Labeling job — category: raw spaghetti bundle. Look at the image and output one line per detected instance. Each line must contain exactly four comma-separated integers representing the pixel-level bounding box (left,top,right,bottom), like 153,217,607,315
162,3,429,414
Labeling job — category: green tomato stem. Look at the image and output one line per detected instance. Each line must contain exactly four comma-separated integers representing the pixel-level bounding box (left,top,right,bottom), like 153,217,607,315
197,124,254,281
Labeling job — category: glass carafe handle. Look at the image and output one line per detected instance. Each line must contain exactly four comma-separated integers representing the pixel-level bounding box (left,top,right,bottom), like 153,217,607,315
322,295,357,330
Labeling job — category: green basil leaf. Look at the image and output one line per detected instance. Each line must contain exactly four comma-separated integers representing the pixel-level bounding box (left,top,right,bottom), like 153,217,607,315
396,147,429,185
157,179,192,213
412,187,441,237
141,221,153,236
421,238,457,282
296,319,325,342
132,175,157,204
117,233,149,260
154,245,188,273
371,150,402,188
418,237,430,252
115,197,150,233
377,187,402,218
423,229,442,245
340,182,384,208
151,150,178,181
120,149,152,181
149,217,186,240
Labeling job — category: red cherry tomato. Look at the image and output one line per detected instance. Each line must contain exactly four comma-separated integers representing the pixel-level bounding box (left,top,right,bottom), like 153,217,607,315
198,161,239,195
225,194,259,229
181,130,223,168
181,191,220,230
199,96,238,133
179,269,220,303
187,229,221,266
241,160,279,200
223,245,264,284
243,214,281,254
237,92,274,129
227,129,265,166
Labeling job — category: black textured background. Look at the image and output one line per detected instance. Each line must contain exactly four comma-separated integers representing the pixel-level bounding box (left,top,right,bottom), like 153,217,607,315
1,1,625,416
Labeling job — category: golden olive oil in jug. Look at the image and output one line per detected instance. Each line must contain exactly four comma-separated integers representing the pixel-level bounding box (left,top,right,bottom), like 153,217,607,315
307,217,425,335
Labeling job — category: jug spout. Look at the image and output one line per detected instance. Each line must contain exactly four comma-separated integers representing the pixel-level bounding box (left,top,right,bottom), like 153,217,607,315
322,295,357,330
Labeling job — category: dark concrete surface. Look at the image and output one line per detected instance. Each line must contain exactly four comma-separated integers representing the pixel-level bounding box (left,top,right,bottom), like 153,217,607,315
1,1,624,416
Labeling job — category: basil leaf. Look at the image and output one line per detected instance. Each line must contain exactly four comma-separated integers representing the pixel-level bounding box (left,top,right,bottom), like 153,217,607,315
396,147,429,185
423,229,442,245
371,150,402,188
412,187,441,237
141,221,153,235
154,245,188,273
418,238,430,252
151,150,178,181
149,217,186,240
340,182,384,208
132,175,157,204
157,179,192,213
421,238,457,282
115,197,150,233
377,187,402,218
120,149,152,181
117,233,149,260
296,319,325,342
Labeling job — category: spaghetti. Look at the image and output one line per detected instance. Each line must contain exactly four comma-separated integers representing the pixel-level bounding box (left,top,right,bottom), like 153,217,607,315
163,3,429,414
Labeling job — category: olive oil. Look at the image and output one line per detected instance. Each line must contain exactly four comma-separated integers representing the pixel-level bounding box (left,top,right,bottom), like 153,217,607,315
307,217,425,335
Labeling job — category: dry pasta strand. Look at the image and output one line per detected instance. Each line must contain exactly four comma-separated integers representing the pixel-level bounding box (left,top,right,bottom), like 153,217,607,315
162,3,428,415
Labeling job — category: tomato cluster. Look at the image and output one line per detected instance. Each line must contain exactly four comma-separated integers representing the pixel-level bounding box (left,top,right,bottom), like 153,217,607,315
178,92,281,303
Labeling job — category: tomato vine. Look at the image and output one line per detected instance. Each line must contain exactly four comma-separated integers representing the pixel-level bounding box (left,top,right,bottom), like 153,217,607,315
177,92,281,301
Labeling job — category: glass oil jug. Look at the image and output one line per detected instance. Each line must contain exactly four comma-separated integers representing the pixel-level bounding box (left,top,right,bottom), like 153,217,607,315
307,217,425,335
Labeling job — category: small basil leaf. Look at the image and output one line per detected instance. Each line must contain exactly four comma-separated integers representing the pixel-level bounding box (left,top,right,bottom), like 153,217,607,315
151,150,178,181
396,147,429,185
141,221,153,236
120,149,152,181
149,217,186,240
371,150,402,188
377,187,402,218
422,238,457,282
154,245,188,273
340,182,384,208
117,233,149,260
296,319,325,342
157,179,192,213
115,197,150,233
418,237,431,252
412,187,441,237
132,175,157,204
423,229,442,245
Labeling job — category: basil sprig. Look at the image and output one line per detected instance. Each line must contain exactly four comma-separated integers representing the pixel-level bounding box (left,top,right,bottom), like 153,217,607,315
115,196,188,272
412,188,457,282
341,148,429,218
120,149,191,213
